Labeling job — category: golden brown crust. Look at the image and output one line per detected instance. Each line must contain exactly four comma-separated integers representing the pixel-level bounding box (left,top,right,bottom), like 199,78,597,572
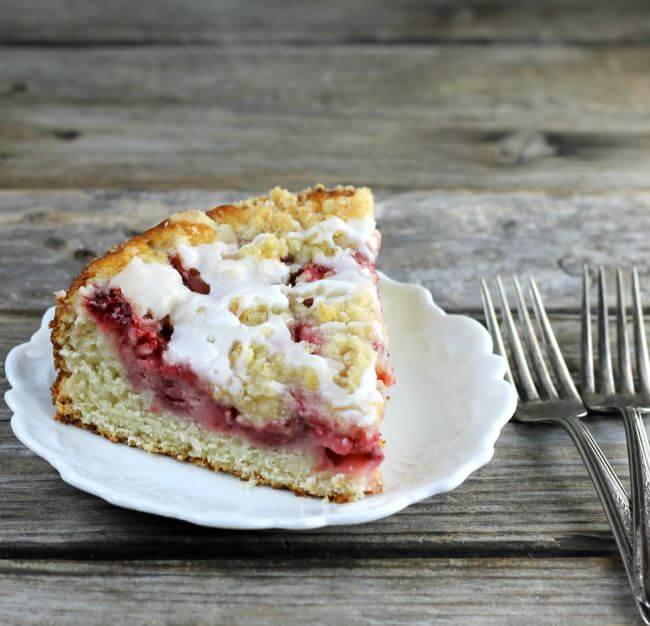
205,203,240,223
299,185,355,203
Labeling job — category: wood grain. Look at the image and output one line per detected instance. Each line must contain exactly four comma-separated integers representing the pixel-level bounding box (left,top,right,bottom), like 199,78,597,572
2,45,650,190
0,313,38,390
0,558,637,625
9,107,650,191
1,0,649,45
2,190,650,312
4,45,650,116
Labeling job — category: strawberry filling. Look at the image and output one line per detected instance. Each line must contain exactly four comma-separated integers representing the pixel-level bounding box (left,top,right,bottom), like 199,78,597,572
372,341,396,386
169,254,211,294
353,251,379,284
290,263,332,286
291,321,324,347
85,288,383,474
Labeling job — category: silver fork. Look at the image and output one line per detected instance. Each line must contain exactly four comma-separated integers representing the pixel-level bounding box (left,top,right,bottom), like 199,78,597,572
481,276,648,624
582,266,650,607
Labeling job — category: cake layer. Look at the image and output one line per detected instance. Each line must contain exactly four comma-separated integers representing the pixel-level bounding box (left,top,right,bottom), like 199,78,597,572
84,286,384,475
54,314,379,501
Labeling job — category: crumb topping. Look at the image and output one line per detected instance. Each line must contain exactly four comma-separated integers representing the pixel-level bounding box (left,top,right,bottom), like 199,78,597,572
78,186,391,431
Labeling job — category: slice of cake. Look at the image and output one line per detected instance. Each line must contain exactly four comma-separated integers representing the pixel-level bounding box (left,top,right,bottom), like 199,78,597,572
51,185,394,502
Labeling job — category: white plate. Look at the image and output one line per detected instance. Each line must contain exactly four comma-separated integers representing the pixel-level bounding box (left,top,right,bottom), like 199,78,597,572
5,274,516,530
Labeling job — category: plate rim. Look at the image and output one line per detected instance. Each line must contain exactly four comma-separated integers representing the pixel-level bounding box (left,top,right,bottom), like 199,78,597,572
4,273,517,530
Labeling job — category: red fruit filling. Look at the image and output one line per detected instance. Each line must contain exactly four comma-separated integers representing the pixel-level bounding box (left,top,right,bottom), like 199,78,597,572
300,263,332,283
169,254,211,295
85,288,383,475
353,251,379,284
372,341,396,387
353,250,373,269
290,390,383,472
291,321,324,347
290,263,332,286
287,252,378,290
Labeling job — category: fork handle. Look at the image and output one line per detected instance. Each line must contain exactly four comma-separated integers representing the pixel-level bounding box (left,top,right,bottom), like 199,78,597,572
559,417,632,543
557,417,648,620
621,407,650,607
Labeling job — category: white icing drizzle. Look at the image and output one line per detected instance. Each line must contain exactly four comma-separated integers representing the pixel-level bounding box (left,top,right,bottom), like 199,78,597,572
104,216,384,427
110,258,186,319
289,216,378,260
177,241,289,300
290,251,374,305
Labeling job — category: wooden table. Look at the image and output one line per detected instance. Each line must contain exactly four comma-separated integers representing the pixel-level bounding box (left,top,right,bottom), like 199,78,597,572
2,2,650,623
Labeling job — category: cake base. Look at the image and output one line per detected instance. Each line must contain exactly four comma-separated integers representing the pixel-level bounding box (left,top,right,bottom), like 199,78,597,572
52,315,380,503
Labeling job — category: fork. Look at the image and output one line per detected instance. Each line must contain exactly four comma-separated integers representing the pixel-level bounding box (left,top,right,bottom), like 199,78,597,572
582,266,650,607
481,275,648,624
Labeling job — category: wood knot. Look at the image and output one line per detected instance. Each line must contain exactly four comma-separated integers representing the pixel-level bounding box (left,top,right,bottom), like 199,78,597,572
52,129,81,141
44,236,66,250
498,131,558,165
73,248,96,261
6,82,27,95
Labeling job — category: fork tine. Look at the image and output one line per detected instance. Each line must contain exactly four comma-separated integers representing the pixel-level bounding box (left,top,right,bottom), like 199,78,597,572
496,276,539,401
528,276,581,401
598,267,616,397
513,276,558,399
616,268,635,395
581,266,595,395
631,268,650,396
480,279,515,389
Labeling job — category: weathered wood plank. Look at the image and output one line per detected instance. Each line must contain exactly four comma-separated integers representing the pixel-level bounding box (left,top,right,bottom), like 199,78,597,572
4,45,650,120
1,190,650,312
0,558,637,625
2,106,649,192
0,46,650,191
1,0,649,45
0,313,40,389
2,43,650,190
